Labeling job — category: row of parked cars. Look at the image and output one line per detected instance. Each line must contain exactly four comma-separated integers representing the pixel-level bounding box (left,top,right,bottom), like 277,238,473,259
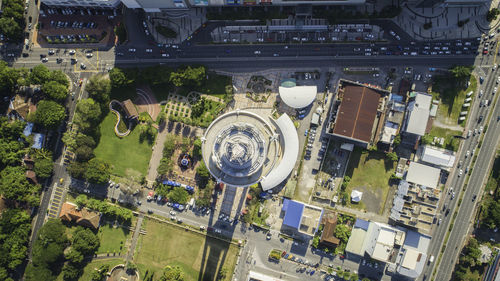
50,20,98,29
41,7,117,17
45,34,98,43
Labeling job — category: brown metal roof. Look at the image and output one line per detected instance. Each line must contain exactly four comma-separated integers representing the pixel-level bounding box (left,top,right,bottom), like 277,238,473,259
123,99,139,118
333,85,381,143
320,213,340,247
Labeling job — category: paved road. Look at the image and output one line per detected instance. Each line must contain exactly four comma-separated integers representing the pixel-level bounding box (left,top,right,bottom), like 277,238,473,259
421,49,500,280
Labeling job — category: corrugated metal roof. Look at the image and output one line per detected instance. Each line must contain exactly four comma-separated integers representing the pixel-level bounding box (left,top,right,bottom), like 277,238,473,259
333,85,381,143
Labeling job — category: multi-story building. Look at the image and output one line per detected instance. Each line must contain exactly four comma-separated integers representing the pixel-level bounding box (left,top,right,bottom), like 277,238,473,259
42,0,121,8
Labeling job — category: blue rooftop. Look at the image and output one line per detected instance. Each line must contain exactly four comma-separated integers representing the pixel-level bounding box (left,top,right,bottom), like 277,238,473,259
354,218,370,230
282,199,304,229
390,94,404,102
32,133,45,149
23,122,33,137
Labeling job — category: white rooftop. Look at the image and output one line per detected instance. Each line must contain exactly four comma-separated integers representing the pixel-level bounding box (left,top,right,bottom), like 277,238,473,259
405,93,432,136
406,162,440,189
420,145,456,168
279,86,317,109
260,113,299,191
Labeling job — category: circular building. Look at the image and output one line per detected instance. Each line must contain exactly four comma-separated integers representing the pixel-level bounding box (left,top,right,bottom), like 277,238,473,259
201,110,280,187
202,109,299,190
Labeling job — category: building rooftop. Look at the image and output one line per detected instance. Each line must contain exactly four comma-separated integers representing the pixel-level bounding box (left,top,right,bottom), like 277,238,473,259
333,84,382,144
282,199,304,229
404,93,432,136
281,199,323,236
278,85,317,109
59,202,101,229
420,145,456,168
345,218,370,256
123,99,139,119
260,114,299,191
320,213,340,247
406,162,440,189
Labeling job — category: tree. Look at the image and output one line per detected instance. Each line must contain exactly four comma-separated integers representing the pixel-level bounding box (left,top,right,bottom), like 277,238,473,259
157,157,173,176
34,100,66,129
386,152,398,161
217,267,228,280
169,66,205,88
30,64,51,85
0,139,26,167
75,133,96,148
393,134,401,146
90,264,110,281
160,265,184,281
0,62,21,97
0,208,31,277
86,75,111,105
71,226,100,255
0,166,38,204
65,249,84,264
73,98,101,132
85,158,111,184
34,158,53,179
0,17,22,42
25,264,55,281
196,161,210,188
42,81,68,102
68,162,87,179
449,65,474,87
163,135,177,156
75,145,94,162
487,8,500,22
109,68,130,88
75,194,88,208
31,219,68,269
62,130,77,151
167,187,189,204
484,200,500,229
62,263,82,281
193,138,202,158
50,70,69,87
335,224,351,243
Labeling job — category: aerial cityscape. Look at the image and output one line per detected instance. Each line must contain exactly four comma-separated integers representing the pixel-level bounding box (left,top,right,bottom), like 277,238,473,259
0,0,499,280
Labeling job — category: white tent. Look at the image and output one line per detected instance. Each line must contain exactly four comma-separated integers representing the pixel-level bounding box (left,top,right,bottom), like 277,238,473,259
351,190,363,202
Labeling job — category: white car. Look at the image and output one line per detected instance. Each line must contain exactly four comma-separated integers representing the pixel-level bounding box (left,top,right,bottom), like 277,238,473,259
86,53,93,58
128,48,136,52
42,57,48,62
146,48,153,53
161,53,169,57
254,50,261,55
466,150,470,157
68,49,75,55
458,169,463,177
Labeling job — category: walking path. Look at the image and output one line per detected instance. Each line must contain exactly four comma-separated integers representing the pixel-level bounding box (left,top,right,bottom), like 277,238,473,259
126,214,144,264
145,121,169,186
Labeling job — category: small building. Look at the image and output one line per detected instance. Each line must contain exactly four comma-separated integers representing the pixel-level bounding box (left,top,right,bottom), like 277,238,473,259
418,145,456,169
319,213,340,248
405,162,441,189
326,79,389,148
122,99,139,119
278,85,317,109
25,170,38,185
6,94,36,121
59,202,101,230
403,92,432,137
32,133,46,149
281,198,323,237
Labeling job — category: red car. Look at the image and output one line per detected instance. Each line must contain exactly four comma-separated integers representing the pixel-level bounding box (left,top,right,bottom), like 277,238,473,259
281,251,287,257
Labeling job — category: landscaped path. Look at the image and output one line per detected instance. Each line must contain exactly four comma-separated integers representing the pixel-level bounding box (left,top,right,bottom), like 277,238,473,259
432,119,463,131
109,100,131,137
145,122,169,186
126,214,144,264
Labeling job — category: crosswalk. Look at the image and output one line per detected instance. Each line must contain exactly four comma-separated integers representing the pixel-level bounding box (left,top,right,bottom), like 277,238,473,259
47,183,66,218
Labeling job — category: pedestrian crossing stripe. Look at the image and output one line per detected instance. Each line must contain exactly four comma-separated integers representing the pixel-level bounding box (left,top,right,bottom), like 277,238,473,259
54,194,62,199
52,199,60,204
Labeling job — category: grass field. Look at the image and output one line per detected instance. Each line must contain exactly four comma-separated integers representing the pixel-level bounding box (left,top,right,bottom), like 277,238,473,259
134,219,239,281
56,258,124,281
96,223,131,255
425,126,462,152
344,148,395,214
432,75,477,127
94,113,153,177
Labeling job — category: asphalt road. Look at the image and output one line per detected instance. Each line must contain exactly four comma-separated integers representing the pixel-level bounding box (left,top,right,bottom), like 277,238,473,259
420,48,500,280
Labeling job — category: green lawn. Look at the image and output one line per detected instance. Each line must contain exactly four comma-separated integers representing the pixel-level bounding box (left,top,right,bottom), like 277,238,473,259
432,75,477,126
134,219,239,281
96,223,131,255
94,113,153,177
344,148,395,213
56,258,124,281
424,126,462,152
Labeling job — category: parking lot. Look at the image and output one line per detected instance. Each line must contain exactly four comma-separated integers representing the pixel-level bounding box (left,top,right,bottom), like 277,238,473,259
211,24,384,44
37,6,119,47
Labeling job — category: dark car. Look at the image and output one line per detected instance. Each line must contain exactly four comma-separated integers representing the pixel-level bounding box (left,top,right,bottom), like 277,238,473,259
472,195,477,201
478,115,484,123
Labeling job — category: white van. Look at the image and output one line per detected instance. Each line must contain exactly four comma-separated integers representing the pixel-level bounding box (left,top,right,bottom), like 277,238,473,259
428,255,435,264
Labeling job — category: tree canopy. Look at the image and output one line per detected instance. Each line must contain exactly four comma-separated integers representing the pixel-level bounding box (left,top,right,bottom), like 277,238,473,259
109,68,130,88
50,70,69,88
85,158,111,185
29,65,51,85
34,158,53,179
73,98,102,132
34,100,66,129
0,61,21,97
86,75,111,105
167,187,189,204
0,165,39,205
0,208,31,278
42,81,68,102
160,265,185,281
169,66,206,87
71,226,100,256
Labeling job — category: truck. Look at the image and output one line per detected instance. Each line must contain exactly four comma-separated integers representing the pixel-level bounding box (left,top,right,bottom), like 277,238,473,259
188,198,195,209
24,39,29,50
